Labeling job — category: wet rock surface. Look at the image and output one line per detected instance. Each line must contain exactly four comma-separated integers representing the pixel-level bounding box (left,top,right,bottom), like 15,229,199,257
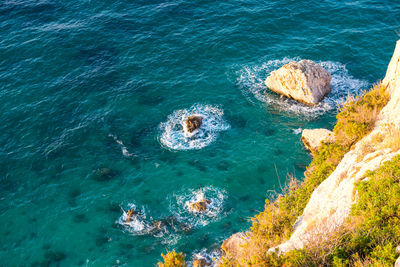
186,115,203,133
189,199,211,212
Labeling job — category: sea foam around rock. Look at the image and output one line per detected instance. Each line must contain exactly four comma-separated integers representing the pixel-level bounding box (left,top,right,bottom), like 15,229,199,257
117,203,181,245
237,58,369,118
159,104,230,150
169,186,227,227
117,203,149,234
191,248,221,267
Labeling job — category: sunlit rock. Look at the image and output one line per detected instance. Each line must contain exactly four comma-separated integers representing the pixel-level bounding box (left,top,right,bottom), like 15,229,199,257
301,128,334,152
186,115,203,133
189,199,211,212
265,60,331,105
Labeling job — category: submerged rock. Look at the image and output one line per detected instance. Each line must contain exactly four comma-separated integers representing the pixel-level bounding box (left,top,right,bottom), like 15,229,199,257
186,115,203,133
265,60,332,105
301,128,335,152
179,222,193,233
93,167,119,182
150,220,166,232
189,199,211,212
221,232,249,258
193,258,210,267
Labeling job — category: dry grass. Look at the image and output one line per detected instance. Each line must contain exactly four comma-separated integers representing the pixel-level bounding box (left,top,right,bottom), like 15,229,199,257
334,83,389,148
356,139,377,162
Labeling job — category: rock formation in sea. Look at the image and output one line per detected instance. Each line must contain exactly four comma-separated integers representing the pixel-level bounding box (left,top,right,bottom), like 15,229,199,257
270,39,400,254
189,198,211,212
186,115,203,133
301,128,334,153
265,60,332,105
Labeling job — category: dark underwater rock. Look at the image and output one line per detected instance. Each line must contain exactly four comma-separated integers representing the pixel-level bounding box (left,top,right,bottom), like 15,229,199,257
217,160,229,171
44,250,66,263
92,167,119,182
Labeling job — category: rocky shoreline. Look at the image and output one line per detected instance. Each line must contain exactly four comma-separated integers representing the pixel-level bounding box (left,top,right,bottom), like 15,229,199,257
158,40,400,266
220,39,400,265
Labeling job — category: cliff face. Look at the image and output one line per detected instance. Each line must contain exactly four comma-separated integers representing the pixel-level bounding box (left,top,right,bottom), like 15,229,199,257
272,40,400,254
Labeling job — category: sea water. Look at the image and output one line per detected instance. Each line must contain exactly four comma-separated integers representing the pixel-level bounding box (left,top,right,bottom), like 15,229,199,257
0,0,399,265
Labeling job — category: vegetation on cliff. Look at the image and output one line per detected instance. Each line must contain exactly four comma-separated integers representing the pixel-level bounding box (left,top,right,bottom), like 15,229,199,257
158,250,187,267
158,82,395,266
221,154,400,266
218,82,389,266
330,155,400,266
333,83,388,148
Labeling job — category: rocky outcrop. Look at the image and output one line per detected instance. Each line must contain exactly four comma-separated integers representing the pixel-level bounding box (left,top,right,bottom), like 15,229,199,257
125,209,139,222
396,245,400,267
265,60,332,105
221,232,249,258
189,199,211,212
270,40,400,254
193,258,210,267
186,115,203,133
301,128,334,152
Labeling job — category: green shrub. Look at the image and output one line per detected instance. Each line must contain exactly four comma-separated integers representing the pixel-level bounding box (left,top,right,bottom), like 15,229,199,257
329,155,400,266
333,83,388,148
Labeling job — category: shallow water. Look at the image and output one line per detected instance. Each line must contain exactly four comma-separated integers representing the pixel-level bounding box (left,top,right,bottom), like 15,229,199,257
1,0,399,266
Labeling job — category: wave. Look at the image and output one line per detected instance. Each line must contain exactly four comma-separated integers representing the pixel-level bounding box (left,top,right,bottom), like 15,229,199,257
117,203,150,234
169,186,227,228
108,134,135,157
237,58,369,118
293,128,302,135
159,104,230,150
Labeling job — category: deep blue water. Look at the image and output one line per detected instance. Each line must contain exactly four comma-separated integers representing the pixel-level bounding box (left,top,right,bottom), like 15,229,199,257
1,0,399,266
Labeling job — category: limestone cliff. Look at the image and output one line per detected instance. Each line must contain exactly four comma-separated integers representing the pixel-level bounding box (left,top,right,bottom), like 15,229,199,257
271,40,400,254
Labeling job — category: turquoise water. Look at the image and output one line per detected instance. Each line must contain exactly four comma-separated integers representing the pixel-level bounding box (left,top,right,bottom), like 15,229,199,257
1,1,399,266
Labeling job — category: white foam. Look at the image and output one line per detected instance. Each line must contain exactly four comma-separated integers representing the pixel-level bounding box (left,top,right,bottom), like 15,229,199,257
191,249,221,267
169,186,227,227
117,203,149,234
160,233,181,246
117,203,181,245
293,128,302,135
109,134,135,157
159,104,230,150
237,58,369,118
